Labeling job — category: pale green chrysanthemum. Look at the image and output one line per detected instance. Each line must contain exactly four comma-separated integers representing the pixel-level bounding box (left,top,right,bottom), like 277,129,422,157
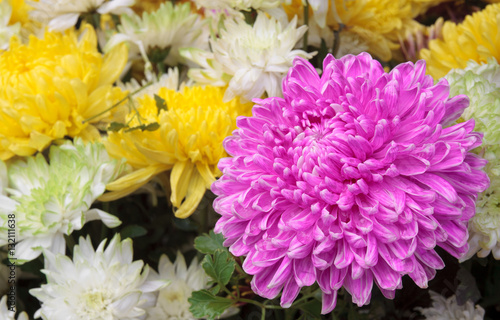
446,59,500,260
416,291,485,320
181,12,314,102
105,1,208,68
0,295,28,320
0,138,124,264
30,234,167,320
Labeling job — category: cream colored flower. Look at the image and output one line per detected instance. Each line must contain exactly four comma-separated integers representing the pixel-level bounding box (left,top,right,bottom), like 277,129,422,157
105,2,208,68
182,12,314,102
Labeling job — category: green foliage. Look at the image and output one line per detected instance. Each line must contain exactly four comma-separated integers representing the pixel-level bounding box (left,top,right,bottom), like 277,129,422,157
120,224,148,239
202,249,236,288
194,230,227,255
188,290,235,319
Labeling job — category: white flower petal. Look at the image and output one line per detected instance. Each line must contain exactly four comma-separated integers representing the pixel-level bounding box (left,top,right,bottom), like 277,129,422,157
48,13,80,32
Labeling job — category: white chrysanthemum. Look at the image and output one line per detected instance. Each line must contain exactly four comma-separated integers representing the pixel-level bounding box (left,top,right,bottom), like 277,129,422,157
0,139,124,263
182,13,314,102
416,291,485,320
30,234,167,320
446,59,500,260
105,2,208,68
0,1,20,50
0,296,28,320
146,252,209,319
29,0,135,31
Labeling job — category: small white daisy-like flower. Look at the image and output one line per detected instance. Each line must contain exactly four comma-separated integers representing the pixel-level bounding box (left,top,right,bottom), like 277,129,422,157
146,252,209,319
30,234,167,320
416,291,485,320
105,2,208,68
182,12,314,102
0,139,124,263
29,0,135,31
0,295,28,320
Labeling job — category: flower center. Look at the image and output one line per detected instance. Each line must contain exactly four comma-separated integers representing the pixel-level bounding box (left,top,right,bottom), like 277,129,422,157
77,288,112,317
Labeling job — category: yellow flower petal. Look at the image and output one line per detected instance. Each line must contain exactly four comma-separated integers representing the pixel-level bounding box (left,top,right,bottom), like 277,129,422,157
170,161,195,208
101,165,170,201
173,170,207,219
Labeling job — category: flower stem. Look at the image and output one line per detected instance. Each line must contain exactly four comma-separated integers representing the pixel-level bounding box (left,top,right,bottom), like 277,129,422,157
303,1,309,51
82,82,153,124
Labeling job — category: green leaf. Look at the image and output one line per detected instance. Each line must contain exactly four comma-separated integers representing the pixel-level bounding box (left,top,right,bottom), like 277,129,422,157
189,289,235,319
194,230,227,255
208,284,221,295
120,225,148,238
108,122,127,132
143,122,160,131
202,250,235,286
154,94,167,115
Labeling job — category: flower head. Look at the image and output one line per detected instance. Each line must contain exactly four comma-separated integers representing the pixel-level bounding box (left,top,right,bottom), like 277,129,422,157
30,234,166,320
0,139,124,263
105,2,208,67
445,59,500,260
147,252,209,319
30,0,135,31
416,291,485,320
103,86,253,218
0,25,128,160
212,53,489,313
419,3,500,79
181,12,314,102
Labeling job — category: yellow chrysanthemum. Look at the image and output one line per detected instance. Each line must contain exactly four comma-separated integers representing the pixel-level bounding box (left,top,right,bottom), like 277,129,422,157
419,3,500,79
283,0,415,61
0,24,128,160
103,86,253,218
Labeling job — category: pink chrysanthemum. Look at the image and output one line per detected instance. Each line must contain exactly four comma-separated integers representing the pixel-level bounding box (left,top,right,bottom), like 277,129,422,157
212,53,489,313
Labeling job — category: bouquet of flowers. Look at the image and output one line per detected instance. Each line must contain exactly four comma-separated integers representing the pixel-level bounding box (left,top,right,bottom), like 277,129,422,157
1,0,500,319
